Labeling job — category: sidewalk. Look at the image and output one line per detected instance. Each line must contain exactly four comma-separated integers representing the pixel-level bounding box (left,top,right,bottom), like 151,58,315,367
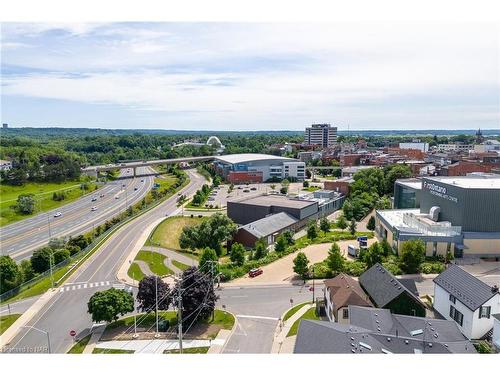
83,324,106,354
95,338,224,353
271,303,313,354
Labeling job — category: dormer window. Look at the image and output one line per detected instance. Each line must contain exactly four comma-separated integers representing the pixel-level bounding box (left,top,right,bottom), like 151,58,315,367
479,306,491,319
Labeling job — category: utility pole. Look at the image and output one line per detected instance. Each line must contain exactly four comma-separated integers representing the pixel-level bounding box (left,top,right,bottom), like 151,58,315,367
155,276,159,338
177,286,183,354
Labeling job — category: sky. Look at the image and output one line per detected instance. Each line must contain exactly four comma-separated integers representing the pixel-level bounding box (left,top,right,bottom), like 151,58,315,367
1,22,499,131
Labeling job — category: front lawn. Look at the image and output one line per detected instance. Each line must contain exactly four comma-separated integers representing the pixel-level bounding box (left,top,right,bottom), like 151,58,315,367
286,307,320,337
146,216,205,250
0,314,22,335
104,311,178,334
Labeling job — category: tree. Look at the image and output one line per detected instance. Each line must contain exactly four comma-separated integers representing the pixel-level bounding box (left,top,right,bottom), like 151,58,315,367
320,217,331,233
172,267,219,327
20,259,35,282
326,243,344,275
0,256,22,293
337,215,348,230
380,239,392,257
362,242,385,268
179,213,237,256
307,222,318,240
303,180,309,188
283,230,295,245
48,237,65,250
136,276,171,312
199,248,219,275
349,219,357,235
399,240,426,274
229,243,246,266
53,249,70,264
293,252,310,281
30,247,53,273
384,164,412,194
253,240,268,260
17,194,36,214
67,235,90,251
274,234,288,253
366,216,376,231
87,288,134,323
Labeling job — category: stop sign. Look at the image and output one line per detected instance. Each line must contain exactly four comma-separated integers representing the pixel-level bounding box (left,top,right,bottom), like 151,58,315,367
69,330,76,337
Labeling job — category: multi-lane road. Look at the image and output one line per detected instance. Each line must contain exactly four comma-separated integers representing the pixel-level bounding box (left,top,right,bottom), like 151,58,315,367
0,167,154,262
2,169,206,353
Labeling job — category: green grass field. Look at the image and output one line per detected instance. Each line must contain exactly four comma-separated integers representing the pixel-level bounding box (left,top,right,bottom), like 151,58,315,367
164,347,209,354
104,311,178,333
127,262,146,282
0,179,97,226
0,314,22,335
283,302,310,321
134,250,173,276
172,259,190,271
146,216,205,250
67,334,91,354
92,348,135,354
286,307,320,337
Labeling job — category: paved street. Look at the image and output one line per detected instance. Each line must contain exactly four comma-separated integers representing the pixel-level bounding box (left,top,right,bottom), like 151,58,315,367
1,169,206,354
218,284,315,353
0,167,155,261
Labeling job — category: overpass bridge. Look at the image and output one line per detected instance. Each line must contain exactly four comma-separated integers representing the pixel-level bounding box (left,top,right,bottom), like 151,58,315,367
82,155,215,178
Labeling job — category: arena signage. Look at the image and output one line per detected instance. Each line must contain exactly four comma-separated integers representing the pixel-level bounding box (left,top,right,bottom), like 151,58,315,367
423,180,458,203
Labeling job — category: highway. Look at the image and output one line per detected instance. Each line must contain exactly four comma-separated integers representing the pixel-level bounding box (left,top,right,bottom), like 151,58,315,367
2,169,206,353
0,167,154,262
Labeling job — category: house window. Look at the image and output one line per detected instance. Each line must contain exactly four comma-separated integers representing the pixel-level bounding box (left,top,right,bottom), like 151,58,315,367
479,306,491,319
343,309,349,319
449,294,456,304
450,305,463,326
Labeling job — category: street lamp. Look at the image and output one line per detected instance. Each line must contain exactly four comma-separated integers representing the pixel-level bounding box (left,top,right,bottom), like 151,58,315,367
22,326,51,353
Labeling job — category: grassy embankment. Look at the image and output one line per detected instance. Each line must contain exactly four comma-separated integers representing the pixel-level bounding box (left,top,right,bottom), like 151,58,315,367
0,179,97,226
286,307,320,337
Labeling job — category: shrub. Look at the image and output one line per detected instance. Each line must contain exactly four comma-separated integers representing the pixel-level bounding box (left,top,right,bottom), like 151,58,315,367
53,249,70,264
310,262,332,279
344,261,367,276
419,261,445,274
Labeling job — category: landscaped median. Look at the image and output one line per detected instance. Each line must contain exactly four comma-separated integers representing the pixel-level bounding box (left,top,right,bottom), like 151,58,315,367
70,309,235,354
0,314,22,335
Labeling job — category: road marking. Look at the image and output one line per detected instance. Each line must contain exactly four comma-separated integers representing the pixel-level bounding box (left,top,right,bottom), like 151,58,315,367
77,285,81,289
235,314,279,321
72,286,76,291
83,284,87,288
100,281,105,286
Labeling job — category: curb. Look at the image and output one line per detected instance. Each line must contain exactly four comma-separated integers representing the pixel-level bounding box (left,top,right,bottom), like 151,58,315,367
218,311,238,354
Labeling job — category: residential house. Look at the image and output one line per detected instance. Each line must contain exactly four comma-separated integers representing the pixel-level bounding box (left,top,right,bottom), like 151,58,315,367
359,263,427,317
294,306,475,354
323,273,373,323
433,265,500,339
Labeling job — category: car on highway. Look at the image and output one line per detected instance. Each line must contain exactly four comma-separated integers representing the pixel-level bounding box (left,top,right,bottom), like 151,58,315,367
91,197,97,202
91,206,97,211
237,186,243,189
141,179,144,182
248,268,263,278
53,212,62,218
122,183,126,187
100,194,105,198
243,189,250,193
115,195,120,199
250,187,257,191
134,187,138,191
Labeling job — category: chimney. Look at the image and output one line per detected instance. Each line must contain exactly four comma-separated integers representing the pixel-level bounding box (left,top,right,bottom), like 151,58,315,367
492,285,499,294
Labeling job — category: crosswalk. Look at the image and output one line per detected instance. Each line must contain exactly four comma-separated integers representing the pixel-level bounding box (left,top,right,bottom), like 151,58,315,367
58,281,133,293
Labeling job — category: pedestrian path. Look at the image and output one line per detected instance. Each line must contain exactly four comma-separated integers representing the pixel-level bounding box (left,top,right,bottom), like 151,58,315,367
58,281,133,293
95,338,224,354
271,303,314,353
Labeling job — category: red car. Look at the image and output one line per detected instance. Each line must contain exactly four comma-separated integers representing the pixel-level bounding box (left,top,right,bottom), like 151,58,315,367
249,268,263,278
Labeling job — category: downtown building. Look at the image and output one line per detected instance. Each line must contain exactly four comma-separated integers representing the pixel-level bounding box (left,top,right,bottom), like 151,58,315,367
305,123,338,148
376,174,500,259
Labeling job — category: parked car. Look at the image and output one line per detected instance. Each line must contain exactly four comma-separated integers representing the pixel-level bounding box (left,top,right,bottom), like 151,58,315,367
347,244,358,258
53,212,62,218
249,268,263,278
134,187,138,191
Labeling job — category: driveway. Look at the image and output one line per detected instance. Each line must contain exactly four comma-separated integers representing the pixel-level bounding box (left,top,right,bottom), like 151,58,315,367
229,238,377,285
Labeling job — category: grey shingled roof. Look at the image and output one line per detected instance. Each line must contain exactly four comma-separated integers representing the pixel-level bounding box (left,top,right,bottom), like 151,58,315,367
359,263,424,308
433,265,498,311
294,306,476,354
239,212,298,238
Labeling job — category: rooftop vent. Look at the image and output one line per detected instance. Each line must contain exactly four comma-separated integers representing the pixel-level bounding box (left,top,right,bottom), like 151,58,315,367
351,348,356,353
405,340,409,345
410,329,424,336
492,285,499,293
387,337,391,342
428,343,433,348
381,348,393,354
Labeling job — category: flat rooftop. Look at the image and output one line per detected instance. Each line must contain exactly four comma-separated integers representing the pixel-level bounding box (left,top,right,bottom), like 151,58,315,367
425,176,500,189
228,194,317,209
396,178,422,190
214,153,298,164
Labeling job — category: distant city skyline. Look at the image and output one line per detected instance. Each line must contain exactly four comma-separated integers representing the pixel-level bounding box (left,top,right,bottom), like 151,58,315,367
1,22,499,131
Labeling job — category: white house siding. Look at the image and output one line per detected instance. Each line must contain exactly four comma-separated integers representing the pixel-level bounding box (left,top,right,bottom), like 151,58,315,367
434,283,500,339
324,287,335,322
493,318,500,350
